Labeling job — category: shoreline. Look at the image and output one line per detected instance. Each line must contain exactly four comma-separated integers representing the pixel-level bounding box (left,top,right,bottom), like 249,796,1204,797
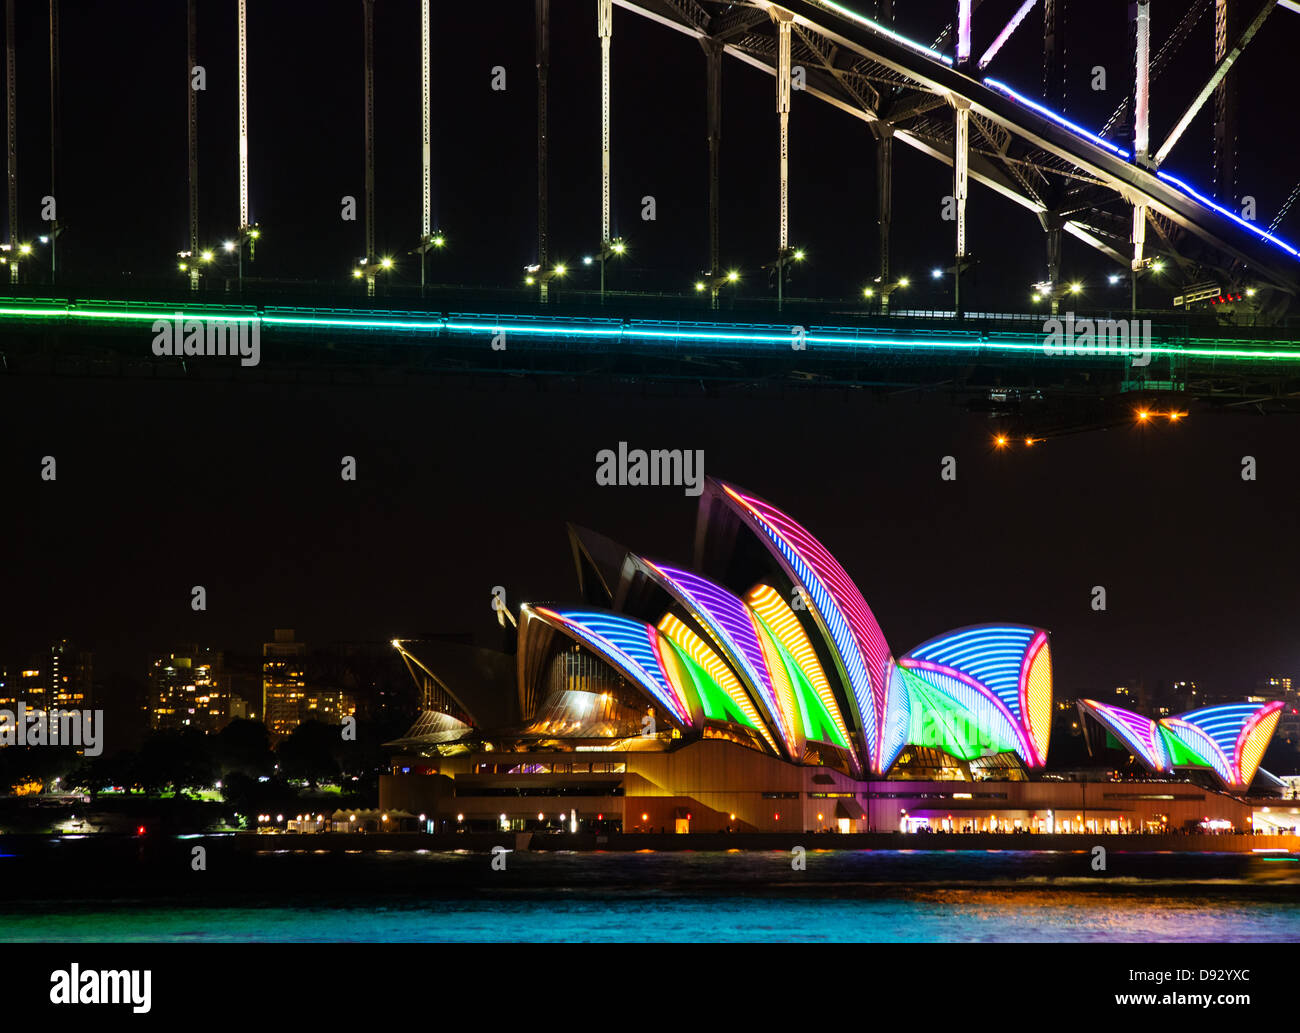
4,829,1296,854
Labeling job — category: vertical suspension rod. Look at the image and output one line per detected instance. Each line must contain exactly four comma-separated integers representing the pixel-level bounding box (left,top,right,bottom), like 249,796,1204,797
363,0,375,264
187,0,198,261
49,0,60,282
6,0,17,282
237,0,248,232
536,0,549,271
421,0,430,241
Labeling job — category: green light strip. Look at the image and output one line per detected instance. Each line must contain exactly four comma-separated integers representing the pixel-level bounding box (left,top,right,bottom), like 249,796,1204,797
3,299,1300,363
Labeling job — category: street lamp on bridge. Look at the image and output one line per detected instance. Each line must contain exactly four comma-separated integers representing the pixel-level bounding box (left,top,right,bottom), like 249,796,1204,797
354,254,393,293
0,239,44,282
763,246,804,312
1128,255,1167,314
235,223,260,291
930,257,977,317
1031,278,1084,314
586,237,625,300
871,275,910,316
694,268,740,308
413,231,446,297
525,262,567,294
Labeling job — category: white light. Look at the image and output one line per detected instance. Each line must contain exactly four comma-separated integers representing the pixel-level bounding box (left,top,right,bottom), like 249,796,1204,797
931,267,943,279
1108,274,1121,285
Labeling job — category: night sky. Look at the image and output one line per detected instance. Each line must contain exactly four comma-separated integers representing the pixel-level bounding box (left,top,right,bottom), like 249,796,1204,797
3,373,1300,699
1,1,1299,697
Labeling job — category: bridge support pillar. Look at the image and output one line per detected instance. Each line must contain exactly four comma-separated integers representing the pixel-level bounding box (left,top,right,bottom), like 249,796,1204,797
874,125,892,289
1213,0,1238,203
363,0,375,282
1131,203,1147,314
1131,0,1150,164
237,0,249,266
702,37,721,310
6,0,16,285
1042,0,1065,111
536,0,549,301
956,0,972,65
775,11,792,256
184,0,197,291
952,98,970,318
598,0,612,299
48,0,60,284
774,11,793,312
1044,214,1062,315
419,0,431,296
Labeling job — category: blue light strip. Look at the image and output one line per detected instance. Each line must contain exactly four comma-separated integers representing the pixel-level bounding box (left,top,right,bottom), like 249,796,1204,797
1080,700,1168,771
879,662,912,772
10,302,1300,361
1175,703,1263,758
980,78,1300,262
905,626,1035,718
744,517,879,765
1157,171,1300,259
1160,717,1234,785
982,77,1131,158
546,609,691,726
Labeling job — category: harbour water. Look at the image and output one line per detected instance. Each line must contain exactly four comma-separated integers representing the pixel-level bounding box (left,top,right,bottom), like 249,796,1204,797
2,845,1298,942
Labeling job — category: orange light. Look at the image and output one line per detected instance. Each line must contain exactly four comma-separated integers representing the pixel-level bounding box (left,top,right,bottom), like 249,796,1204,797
1137,410,1150,421
1168,411,1183,422
1025,437,1035,446
995,435,1008,448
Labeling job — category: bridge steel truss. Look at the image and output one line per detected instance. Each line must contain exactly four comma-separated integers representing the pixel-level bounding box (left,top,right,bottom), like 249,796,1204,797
616,0,1299,315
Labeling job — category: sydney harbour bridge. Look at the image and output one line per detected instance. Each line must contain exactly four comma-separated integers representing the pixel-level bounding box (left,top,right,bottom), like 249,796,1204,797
3,0,1300,440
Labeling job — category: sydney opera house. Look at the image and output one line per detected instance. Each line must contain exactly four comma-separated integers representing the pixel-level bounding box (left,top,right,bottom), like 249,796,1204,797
381,477,1284,835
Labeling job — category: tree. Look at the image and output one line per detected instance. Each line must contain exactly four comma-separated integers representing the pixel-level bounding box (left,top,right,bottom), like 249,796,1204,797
212,718,275,779
136,730,216,797
276,721,341,788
